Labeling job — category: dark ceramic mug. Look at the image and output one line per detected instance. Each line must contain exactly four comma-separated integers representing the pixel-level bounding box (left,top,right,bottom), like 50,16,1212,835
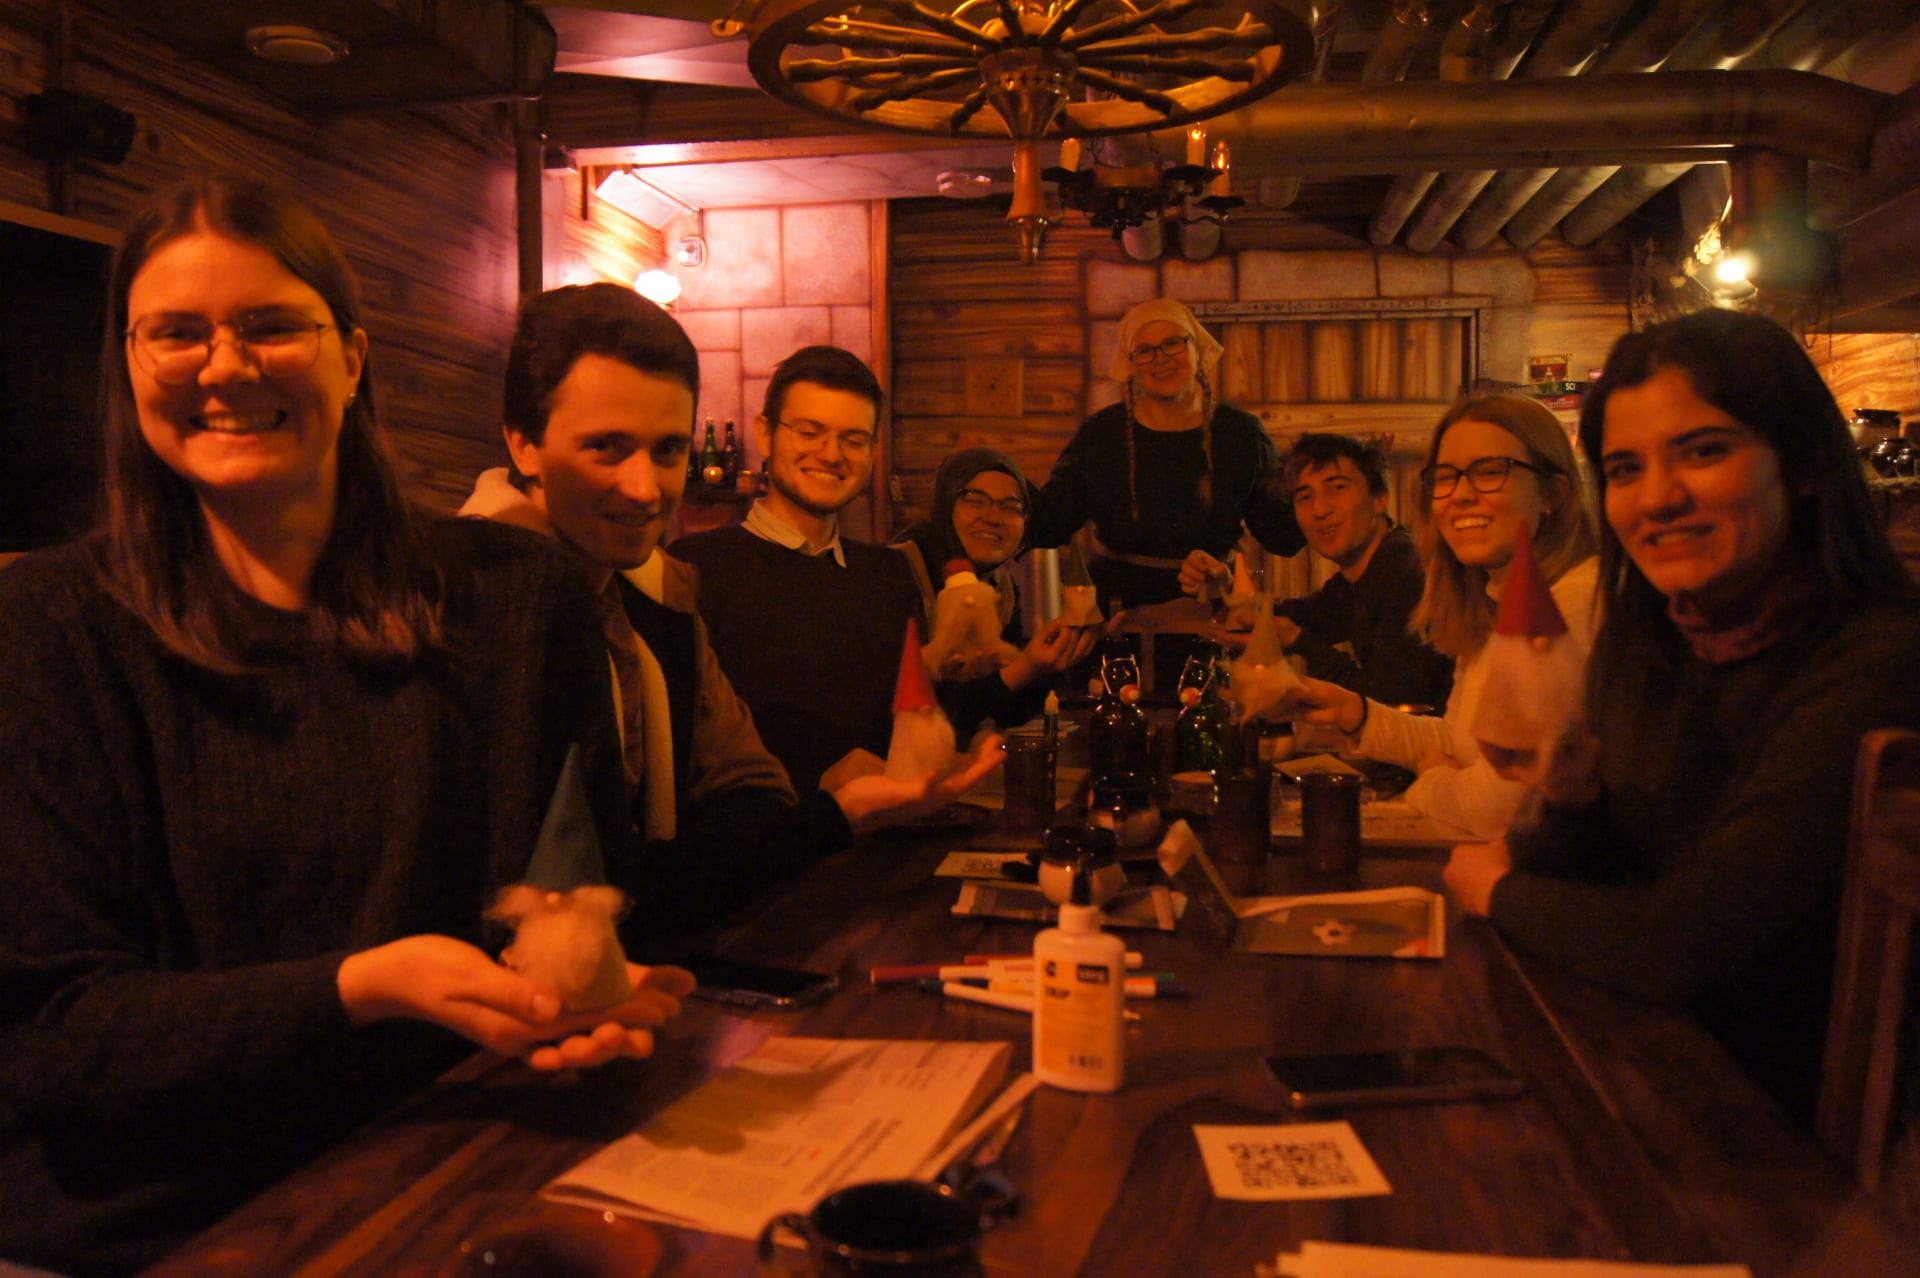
757,1179,981,1277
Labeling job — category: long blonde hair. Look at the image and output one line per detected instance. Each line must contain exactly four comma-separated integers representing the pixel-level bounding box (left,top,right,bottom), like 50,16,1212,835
1410,394,1597,659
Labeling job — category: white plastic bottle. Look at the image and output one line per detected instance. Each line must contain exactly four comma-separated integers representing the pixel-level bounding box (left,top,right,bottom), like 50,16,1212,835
1032,866,1126,1093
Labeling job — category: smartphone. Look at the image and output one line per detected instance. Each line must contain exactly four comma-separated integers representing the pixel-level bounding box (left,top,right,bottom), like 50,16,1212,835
1267,1047,1525,1110
681,955,839,1010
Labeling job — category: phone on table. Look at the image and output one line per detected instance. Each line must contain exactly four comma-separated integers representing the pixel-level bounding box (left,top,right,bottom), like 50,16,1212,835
681,955,839,1010
1267,1047,1525,1110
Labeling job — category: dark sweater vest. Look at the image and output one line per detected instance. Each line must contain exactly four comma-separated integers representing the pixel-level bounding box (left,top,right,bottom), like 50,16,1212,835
671,524,920,793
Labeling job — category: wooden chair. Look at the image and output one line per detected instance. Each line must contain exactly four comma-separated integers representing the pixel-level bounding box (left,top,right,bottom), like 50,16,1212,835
1818,727,1920,1204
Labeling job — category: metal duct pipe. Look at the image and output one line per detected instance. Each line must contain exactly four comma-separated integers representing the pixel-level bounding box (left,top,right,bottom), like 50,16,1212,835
1363,0,1436,84
1549,0,1826,254
1500,0,1723,247
1811,82,1920,230
1405,169,1499,250
1505,165,1618,246
1155,71,1882,178
1765,0,1920,73
1372,0,1506,246
1560,161,1702,246
1394,0,1673,247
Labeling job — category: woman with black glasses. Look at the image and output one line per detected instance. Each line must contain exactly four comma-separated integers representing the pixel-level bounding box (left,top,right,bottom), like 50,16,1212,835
1275,394,1600,839
0,176,692,1274
1025,298,1303,611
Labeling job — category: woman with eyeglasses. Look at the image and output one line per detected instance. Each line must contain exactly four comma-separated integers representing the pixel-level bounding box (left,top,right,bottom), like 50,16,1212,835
1025,298,1303,611
0,176,692,1274
892,446,1105,735
1446,310,1920,1117
1276,394,1600,840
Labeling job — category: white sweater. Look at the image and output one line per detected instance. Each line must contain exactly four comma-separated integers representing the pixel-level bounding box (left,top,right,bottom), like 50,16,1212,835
1354,556,1601,840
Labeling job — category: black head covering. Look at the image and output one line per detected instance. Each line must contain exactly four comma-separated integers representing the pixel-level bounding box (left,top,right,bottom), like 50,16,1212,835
915,445,1032,571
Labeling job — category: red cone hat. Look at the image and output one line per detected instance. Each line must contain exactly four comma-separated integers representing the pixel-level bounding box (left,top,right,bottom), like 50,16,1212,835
892,616,938,713
943,557,977,583
1493,521,1567,642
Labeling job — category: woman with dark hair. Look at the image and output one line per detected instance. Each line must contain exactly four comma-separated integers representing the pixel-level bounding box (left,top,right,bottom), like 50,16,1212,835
1444,307,1920,1117
1024,298,1302,609
1277,394,1601,839
0,176,691,1274
892,446,1101,735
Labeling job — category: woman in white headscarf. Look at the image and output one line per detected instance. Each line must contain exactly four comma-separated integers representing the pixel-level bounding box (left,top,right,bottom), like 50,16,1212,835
1026,298,1301,608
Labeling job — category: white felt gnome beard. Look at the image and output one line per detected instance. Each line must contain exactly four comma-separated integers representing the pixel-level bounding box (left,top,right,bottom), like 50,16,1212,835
487,884,634,1013
1471,520,1585,786
925,559,1020,681
885,617,958,780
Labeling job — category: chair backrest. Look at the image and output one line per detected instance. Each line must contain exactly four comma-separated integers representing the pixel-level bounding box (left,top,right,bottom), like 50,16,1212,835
1818,727,1920,1196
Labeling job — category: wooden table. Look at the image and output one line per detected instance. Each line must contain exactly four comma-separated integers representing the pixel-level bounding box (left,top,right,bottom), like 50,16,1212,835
143,824,1920,1277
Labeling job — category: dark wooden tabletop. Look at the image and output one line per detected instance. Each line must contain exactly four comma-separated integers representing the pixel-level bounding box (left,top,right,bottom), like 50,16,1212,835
142,823,1920,1278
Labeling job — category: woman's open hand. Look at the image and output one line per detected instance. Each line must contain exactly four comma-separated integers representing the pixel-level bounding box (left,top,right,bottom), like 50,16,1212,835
833,732,1004,834
337,935,694,1068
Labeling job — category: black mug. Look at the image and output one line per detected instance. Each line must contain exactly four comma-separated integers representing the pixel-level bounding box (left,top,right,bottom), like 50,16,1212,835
1300,772,1363,873
758,1180,982,1277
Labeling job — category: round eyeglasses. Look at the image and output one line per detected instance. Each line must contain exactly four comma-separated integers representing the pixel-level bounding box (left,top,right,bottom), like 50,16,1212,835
126,310,337,386
955,488,1027,519
1127,335,1192,365
777,419,875,456
1421,455,1553,499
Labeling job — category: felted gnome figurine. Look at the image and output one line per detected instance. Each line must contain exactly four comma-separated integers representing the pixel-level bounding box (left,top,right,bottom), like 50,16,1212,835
486,743,634,1013
885,617,958,780
925,558,1020,682
1228,596,1301,723
1470,520,1587,786
487,885,634,1013
1055,539,1104,627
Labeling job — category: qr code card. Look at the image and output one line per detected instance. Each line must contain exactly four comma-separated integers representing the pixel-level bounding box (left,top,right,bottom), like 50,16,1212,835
933,850,1030,879
1192,1122,1391,1201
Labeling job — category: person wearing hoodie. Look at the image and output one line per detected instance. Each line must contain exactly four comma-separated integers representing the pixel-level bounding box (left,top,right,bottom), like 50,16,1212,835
891,446,1102,737
460,285,997,946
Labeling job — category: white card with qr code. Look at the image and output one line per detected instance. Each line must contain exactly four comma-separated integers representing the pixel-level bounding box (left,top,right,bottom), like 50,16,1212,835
1192,1122,1391,1201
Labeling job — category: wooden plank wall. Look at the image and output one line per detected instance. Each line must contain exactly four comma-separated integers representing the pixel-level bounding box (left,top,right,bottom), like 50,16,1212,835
1,0,521,511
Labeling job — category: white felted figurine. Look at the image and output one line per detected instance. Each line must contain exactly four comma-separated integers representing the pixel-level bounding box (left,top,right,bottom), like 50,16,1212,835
925,558,1020,682
1227,598,1301,723
487,884,634,1013
1055,539,1104,627
1471,521,1589,788
885,617,958,780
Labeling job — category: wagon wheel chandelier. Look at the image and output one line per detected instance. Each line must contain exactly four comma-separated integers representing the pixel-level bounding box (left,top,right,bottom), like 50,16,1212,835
741,0,1316,262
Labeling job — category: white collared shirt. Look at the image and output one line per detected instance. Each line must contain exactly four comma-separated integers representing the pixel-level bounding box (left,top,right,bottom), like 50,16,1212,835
742,498,846,566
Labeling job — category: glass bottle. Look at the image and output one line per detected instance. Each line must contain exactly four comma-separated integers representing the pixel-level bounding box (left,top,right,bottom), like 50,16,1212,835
720,419,739,484
1173,644,1230,776
688,417,710,485
699,420,722,485
1086,640,1150,786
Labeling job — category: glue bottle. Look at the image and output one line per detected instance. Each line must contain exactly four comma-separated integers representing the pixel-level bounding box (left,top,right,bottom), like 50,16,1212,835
1033,863,1126,1093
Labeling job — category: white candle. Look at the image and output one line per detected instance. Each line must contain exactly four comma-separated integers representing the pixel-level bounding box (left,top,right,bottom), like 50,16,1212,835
1187,127,1205,166
1210,140,1231,196
1059,137,1079,172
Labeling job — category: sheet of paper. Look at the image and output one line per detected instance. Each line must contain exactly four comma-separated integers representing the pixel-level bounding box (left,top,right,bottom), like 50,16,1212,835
1193,1121,1391,1201
933,849,1031,878
1273,1241,1752,1277
544,1037,1012,1239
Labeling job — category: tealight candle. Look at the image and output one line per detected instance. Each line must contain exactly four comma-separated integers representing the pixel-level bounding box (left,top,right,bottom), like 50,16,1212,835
702,464,725,486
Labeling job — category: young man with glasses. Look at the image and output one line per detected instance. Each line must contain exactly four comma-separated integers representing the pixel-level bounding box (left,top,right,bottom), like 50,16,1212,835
672,346,932,792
